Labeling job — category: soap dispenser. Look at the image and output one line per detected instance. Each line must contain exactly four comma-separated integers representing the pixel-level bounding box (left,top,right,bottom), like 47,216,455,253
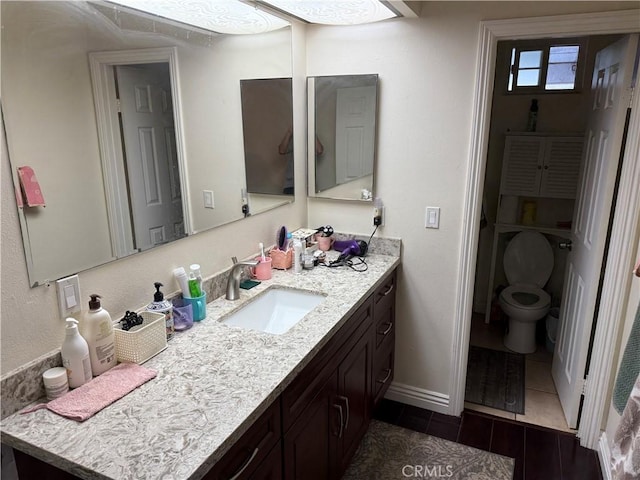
81,294,116,376
61,318,92,388
147,282,174,340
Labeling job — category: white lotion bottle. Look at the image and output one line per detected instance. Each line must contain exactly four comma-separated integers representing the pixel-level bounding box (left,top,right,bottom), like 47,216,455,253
61,318,92,388
293,238,303,274
81,294,117,376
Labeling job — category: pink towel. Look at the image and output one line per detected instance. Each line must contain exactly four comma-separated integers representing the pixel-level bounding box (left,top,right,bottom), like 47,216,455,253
23,363,157,422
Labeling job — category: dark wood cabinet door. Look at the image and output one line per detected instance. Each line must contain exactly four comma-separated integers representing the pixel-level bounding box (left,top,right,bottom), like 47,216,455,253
283,375,337,480
333,330,372,478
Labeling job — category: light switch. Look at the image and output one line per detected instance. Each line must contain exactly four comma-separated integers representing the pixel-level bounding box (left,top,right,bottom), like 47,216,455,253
203,190,214,209
425,206,440,229
56,275,81,318
64,285,77,309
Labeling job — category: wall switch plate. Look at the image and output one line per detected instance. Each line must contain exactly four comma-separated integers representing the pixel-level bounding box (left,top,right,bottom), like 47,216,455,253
56,274,81,318
203,190,214,209
425,206,440,229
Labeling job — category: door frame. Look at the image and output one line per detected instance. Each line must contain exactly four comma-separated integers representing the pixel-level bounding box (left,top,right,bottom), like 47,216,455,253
450,9,640,450
88,47,190,258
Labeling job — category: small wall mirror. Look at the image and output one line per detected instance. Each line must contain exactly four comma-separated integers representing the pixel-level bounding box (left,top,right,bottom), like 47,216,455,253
2,1,292,286
307,74,378,201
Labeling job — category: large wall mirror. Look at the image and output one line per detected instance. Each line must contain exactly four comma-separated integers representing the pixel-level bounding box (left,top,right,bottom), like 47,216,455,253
2,1,293,286
307,74,378,201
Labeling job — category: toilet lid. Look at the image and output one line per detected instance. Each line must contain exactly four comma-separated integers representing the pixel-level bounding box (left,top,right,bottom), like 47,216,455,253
503,231,553,287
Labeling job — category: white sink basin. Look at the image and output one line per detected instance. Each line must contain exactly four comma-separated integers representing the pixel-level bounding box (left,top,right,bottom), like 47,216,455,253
222,288,325,335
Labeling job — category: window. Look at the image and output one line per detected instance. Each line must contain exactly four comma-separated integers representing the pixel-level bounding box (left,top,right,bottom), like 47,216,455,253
507,39,585,93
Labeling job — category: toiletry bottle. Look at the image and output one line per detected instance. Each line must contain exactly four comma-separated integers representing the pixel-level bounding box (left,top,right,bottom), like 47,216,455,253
173,267,190,297
81,294,116,376
293,238,303,274
147,282,174,340
526,99,538,132
61,318,92,388
190,264,203,293
188,271,202,297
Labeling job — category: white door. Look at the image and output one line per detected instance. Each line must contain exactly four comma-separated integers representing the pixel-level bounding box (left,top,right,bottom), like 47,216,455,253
116,63,184,252
552,35,639,428
335,86,376,185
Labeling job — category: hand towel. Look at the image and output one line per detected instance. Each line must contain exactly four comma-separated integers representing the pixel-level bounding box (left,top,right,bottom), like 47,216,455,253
22,362,157,422
613,299,640,414
611,372,640,479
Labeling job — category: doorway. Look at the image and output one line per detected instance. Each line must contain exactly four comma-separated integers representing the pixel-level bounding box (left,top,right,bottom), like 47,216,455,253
450,10,640,451
466,34,629,432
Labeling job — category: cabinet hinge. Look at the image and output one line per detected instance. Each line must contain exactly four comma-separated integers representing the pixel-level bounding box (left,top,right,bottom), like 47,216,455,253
115,98,121,113
629,86,634,108
581,375,589,396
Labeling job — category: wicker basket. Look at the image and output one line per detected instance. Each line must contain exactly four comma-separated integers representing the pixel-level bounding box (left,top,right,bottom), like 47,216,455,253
270,247,293,270
113,311,167,364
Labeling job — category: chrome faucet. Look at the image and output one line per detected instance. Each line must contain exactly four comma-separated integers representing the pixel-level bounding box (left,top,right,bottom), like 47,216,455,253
225,257,259,300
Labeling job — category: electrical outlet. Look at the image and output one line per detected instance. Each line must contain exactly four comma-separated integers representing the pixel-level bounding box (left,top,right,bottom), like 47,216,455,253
373,206,384,226
56,274,81,318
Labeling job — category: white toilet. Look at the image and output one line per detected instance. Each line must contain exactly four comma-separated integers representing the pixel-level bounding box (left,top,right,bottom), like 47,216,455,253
499,231,553,354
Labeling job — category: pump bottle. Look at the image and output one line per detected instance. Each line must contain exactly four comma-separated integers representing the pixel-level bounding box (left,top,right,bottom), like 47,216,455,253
147,282,174,340
61,318,92,388
81,294,117,376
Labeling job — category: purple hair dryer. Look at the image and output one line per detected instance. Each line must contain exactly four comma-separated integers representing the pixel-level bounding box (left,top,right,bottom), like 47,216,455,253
333,239,368,262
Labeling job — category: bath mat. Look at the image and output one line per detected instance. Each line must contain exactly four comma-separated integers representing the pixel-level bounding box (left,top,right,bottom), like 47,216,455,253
465,346,525,414
342,419,514,480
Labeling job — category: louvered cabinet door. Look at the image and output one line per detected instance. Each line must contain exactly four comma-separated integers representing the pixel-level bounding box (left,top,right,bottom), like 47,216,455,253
500,136,545,196
539,137,584,198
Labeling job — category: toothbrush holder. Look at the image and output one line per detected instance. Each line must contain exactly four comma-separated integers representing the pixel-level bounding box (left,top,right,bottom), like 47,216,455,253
269,247,293,270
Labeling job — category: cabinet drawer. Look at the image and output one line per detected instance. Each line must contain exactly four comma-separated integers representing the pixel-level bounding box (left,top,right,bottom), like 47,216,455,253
373,270,396,318
374,299,395,351
205,400,281,480
282,298,373,431
372,339,395,406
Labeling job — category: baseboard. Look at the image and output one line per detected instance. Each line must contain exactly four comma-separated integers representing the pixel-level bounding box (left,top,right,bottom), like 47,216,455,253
384,381,450,415
598,432,613,480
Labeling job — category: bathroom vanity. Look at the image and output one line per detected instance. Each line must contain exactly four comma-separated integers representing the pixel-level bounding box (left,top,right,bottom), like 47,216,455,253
1,253,399,480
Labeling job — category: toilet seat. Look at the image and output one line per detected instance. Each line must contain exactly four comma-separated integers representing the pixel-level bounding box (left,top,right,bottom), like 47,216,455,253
503,231,554,287
500,284,550,311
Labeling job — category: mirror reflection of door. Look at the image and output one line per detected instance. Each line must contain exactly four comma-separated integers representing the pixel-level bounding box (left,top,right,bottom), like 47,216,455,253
335,85,376,185
115,63,185,252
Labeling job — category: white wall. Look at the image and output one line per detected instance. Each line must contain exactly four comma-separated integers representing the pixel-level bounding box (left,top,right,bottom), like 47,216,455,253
306,1,639,406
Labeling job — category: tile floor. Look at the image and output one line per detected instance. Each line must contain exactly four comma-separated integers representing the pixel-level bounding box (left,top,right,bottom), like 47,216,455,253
467,313,573,432
373,399,602,480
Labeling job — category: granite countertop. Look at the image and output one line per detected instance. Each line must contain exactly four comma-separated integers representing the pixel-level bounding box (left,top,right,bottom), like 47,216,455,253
1,252,400,480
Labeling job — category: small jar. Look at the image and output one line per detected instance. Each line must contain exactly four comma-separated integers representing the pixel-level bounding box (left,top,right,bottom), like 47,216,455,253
43,367,69,401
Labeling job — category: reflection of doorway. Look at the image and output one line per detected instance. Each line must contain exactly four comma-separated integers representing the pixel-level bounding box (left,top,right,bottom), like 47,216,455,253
451,11,640,450
89,47,189,257
115,64,184,251
335,85,376,185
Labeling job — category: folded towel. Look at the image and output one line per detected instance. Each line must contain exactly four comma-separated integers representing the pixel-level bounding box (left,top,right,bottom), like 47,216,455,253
611,373,640,479
22,362,157,422
613,299,640,414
